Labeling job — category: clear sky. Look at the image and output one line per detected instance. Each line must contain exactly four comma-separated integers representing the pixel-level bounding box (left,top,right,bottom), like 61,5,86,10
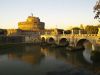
0,0,98,29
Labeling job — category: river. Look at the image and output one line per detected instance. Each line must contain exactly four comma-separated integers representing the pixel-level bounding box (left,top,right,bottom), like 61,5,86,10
0,45,99,75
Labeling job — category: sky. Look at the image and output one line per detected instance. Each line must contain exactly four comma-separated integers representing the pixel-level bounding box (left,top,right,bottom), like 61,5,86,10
0,0,98,29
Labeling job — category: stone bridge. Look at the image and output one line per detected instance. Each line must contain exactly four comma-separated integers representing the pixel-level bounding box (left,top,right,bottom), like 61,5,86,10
41,34,100,51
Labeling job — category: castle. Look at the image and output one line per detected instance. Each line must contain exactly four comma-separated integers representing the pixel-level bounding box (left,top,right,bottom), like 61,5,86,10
18,14,45,31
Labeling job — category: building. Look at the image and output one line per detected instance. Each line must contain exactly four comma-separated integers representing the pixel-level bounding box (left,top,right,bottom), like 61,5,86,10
71,27,87,34
0,15,45,44
71,27,80,34
17,15,45,43
6,29,18,36
0,29,7,35
18,15,45,31
44,28,64,35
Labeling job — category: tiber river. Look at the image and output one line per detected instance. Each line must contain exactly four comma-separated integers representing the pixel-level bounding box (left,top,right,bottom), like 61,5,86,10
0,44,100,75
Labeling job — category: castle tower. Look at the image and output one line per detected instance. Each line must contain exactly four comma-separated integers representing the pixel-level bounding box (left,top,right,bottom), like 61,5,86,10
18,15,45,31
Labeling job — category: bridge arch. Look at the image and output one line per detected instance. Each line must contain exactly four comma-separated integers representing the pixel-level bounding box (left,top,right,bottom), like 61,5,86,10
76,39,95,51
41,37,46,43
59,38,69,46
47,37,55,44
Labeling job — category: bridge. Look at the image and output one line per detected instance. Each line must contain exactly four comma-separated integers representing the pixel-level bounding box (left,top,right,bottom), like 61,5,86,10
41,33,100,51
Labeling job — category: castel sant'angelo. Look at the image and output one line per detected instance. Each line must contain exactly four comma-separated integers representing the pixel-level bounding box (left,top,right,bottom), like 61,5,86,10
18,14,45,31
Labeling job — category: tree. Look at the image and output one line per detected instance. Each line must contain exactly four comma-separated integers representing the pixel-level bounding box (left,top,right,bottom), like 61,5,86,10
64,30,71,34
80,24,84,29
85,25,98,34
94,0,100,21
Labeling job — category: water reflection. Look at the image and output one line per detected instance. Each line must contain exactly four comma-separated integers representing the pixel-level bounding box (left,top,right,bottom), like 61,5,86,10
41,47,100,74
83,49,93,64
7,45,44,64
41,47,67,60
0,45,99,75
83,48,100,64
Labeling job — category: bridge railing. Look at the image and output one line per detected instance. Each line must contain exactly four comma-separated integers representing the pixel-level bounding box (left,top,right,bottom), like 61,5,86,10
41,33,99,37
59,34,98,37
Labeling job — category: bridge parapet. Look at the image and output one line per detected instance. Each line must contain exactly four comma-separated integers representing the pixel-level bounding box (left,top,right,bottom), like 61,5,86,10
40,34,100,51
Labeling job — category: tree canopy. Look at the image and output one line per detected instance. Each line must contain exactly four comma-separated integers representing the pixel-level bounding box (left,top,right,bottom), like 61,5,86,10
94,0,100,21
